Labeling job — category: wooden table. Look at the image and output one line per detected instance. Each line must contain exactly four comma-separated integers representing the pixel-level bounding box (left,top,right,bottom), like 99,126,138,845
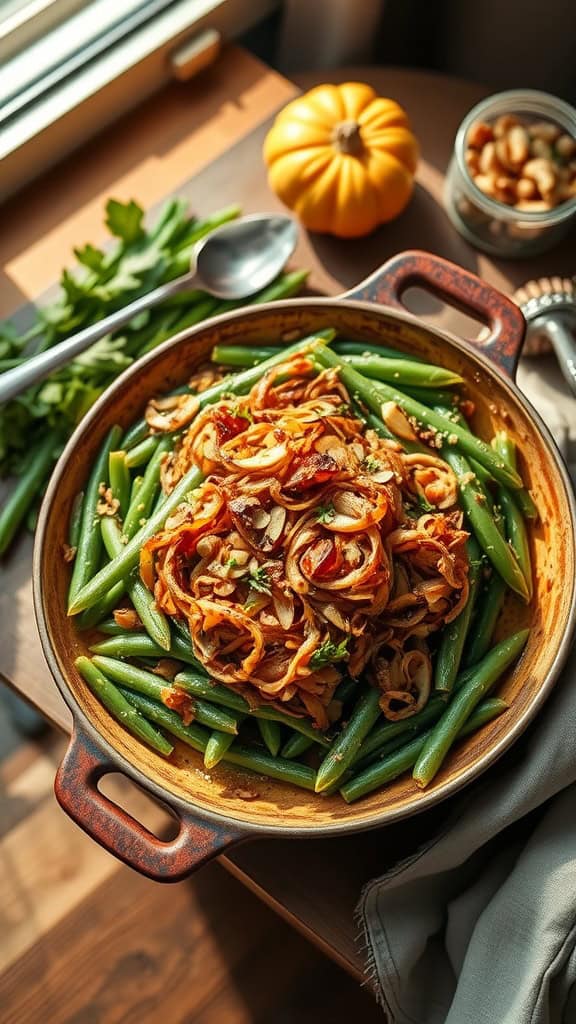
1,46,575,984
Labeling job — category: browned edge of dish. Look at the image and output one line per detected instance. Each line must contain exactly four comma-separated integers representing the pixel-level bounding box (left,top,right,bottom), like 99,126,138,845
33,252,576,881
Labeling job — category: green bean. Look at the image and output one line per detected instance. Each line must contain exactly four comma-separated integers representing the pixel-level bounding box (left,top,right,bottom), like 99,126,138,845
281,733,314,759
492,432,537,520
89,632,206,671
68,491,84,549
76,657,173,755
69,335,333,616
129,475,144,507
122,436,171,540
108,451,131,517
91,655,240,734
334,340,424,362
340,698,508,802
435,538,484,692
412,629,529,787
332,677,360,707
513,487,538,521
209,268,310,319
101,517,171,650
312,343,523,490
249,267,309,303
76,580,126,631
497,488,533,601
315,687,381,793
204,730,236,769
121,419,149,450
174,670,331,747
257,719,282,757
442,448,529,600
400,386,461,407
464,571,507,667
344,354,463,388
354,695,449,763
26,502,40,533
0,432,57,556
93,618,128,636
222,744,316,791
212,345,279,367
122,687,316,789
118,688,209,754
125,435,160,469
67,425,122,604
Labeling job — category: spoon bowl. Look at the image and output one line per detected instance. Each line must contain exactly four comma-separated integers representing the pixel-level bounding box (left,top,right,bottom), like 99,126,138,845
0,212,298,404
196,213,299,299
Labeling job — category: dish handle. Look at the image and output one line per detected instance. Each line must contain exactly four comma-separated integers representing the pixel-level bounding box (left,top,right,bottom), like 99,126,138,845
55,727,244,881
344,249,526,379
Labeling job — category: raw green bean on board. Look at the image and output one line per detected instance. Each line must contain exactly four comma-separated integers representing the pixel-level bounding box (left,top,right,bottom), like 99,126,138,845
125,435,160,469
343,354,463,388
174,670,331,747
108,451,131,517
312,343,523,490
442,448,529,601
315,687,382,793
204,730,236,769
101,517,171,650
68,335,334,615
340,697,508,802
118,688,209,754
0,432,58,557
257,718,282,757
412,628,529,788
67,425,122,604
68,491,84,550
464,571,507,668
281,733,314,759
76,657,173,755
91,655,240,734
122,436,172,540
434,538,484,693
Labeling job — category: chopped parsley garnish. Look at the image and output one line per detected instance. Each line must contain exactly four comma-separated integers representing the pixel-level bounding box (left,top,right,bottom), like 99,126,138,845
248,567,272,595
309,637,349,670
230,403,253,424
315,501,335,524
226,557,238,569
362,455,381,474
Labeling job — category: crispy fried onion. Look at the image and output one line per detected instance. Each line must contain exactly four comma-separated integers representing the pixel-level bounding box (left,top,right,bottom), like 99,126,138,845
402,453,459,510
140,354,470,726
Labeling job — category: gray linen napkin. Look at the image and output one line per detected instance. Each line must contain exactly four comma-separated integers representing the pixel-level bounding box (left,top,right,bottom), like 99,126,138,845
359,355,576,1024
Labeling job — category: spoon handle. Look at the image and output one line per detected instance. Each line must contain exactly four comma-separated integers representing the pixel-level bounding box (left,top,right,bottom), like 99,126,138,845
0,270,200,405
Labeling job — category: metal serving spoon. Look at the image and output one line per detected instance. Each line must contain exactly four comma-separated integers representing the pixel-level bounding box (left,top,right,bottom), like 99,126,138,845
0,213,298,404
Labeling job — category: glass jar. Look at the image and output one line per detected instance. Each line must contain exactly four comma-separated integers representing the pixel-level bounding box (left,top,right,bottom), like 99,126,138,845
445,89,576,258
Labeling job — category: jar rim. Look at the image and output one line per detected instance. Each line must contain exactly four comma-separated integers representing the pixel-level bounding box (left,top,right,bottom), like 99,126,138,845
455,89,576,225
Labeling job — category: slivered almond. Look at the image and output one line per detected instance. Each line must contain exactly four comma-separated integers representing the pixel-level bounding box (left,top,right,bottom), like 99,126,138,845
381,402,418,441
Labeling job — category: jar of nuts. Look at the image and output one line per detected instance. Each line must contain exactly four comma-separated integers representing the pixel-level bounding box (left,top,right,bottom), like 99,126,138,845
445,90,576,258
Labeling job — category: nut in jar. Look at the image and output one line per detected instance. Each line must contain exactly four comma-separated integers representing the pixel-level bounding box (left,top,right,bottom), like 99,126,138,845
466,114,576,210
445,90,576,258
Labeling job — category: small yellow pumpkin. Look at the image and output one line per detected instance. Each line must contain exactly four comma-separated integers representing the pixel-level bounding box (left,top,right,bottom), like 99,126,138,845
263,82,419,238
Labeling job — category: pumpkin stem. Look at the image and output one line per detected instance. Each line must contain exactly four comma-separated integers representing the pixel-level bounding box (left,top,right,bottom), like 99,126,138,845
332,120,363,155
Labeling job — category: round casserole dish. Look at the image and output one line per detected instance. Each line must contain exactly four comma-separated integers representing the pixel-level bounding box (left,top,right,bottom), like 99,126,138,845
34,250,576,881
